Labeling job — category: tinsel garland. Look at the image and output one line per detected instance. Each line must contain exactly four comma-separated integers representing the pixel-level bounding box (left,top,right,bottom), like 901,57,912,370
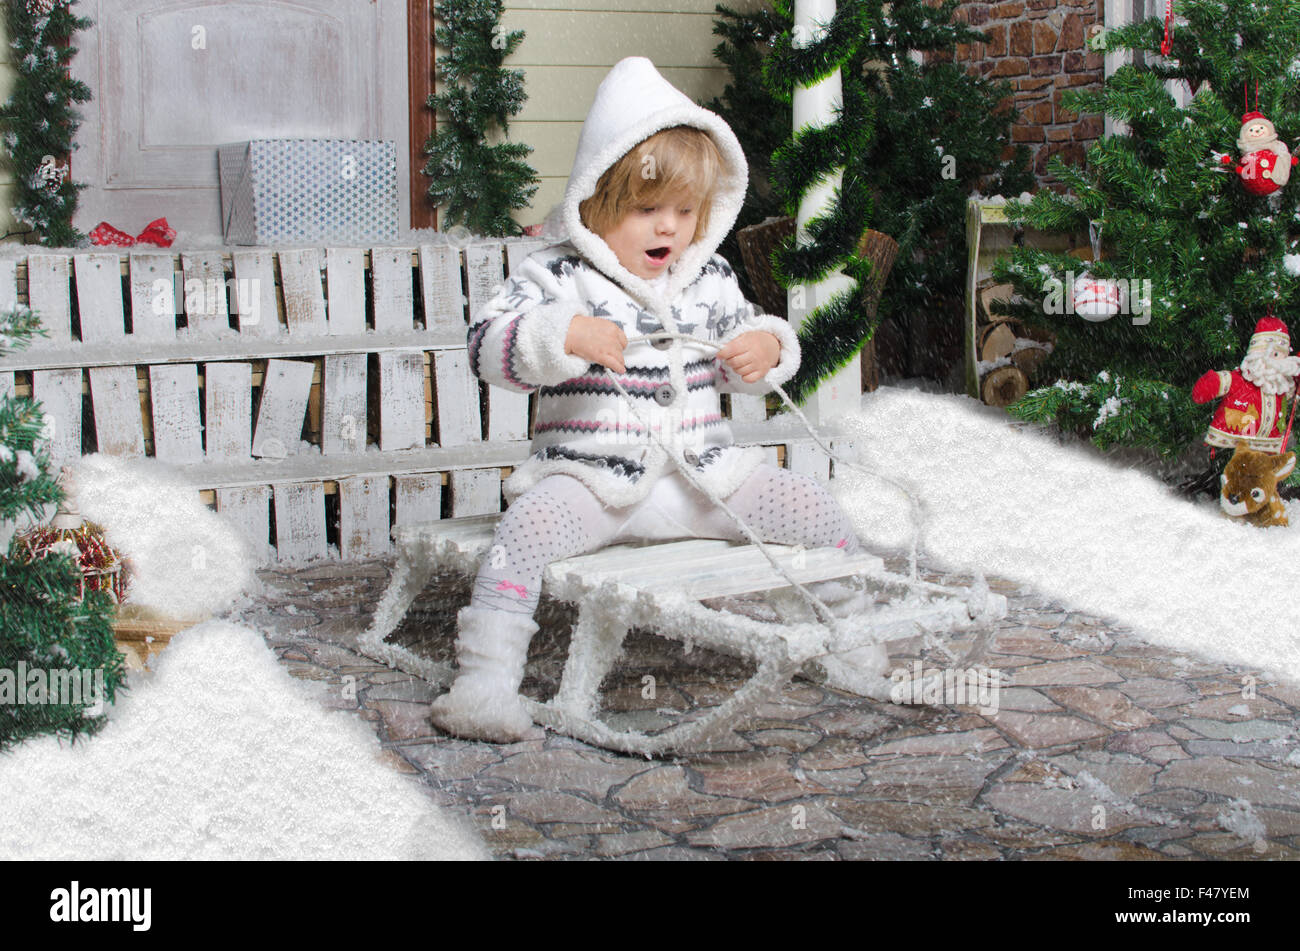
0,0,92,247
762,0,878,404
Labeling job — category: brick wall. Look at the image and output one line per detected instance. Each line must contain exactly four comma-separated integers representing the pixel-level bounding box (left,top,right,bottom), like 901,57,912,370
940,1,1106,188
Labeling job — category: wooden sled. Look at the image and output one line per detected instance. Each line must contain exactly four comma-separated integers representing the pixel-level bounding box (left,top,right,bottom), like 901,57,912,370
359,514,1008,756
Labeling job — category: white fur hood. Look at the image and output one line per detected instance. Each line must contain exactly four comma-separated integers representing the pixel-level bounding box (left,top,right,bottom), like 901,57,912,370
545,56,750,307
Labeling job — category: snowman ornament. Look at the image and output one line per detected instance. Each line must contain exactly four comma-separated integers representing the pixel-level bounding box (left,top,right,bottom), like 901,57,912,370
1223,111,1297,196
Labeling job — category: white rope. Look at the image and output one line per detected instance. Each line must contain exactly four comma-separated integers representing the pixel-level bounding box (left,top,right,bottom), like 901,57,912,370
599,331,928,632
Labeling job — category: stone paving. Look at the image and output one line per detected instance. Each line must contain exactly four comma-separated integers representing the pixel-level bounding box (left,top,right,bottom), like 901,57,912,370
223,557,1300,861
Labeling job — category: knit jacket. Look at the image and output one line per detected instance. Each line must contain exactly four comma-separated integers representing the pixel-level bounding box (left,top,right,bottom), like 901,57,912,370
468,57,800,508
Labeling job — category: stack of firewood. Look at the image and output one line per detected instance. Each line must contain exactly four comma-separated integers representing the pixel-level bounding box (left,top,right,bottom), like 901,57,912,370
974,281,1055,407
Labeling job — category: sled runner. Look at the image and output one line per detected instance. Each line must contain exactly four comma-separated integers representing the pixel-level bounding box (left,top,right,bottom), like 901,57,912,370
359,513,1008,756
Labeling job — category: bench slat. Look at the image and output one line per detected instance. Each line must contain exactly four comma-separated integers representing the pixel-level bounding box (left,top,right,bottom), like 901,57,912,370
204,362,253,460
26,255,71,347
729,393,766,424
252,358,314,458
0,371,13,402
393,473,442,527
148,364,203,463
418,244,465,334
88,365,145,456
338,474,390,558
75,254,127,344
449,468,500,517
180,252,229,337
433,349,481,447
128,253,178,342
487,387,529,442
279,249,328,335
371,247,415,334
0,259,17,313
273,481,326,562
322,353,367,454
325,247,366,336
231,250,279,337
378,350,425,451
786,439,830,481
464,244,503,321
216,485,271,562
32,367,82,467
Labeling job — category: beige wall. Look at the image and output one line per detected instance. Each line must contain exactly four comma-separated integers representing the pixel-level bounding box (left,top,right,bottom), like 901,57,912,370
0,1,764,240
501,0,766,225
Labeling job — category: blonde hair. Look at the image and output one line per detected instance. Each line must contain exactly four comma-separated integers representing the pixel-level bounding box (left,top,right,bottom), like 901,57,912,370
579,126,724,241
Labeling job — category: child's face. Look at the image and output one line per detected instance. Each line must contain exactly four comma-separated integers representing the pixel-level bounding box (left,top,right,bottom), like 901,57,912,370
599,192,699,281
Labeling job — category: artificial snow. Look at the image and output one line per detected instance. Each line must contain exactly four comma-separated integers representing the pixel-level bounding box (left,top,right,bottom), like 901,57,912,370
70,454,258,615
0,621,487,860
832,387,1300,685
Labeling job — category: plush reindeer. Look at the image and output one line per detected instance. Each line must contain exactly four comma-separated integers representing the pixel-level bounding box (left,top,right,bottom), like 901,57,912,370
1220,441,1296,527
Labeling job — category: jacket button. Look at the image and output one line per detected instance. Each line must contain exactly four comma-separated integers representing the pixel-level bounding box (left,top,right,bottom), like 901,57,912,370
683,449,700,466
651,335,673,350
654,383,675,405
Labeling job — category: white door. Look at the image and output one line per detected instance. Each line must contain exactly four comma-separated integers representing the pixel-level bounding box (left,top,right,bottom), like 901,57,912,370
70,0,410,242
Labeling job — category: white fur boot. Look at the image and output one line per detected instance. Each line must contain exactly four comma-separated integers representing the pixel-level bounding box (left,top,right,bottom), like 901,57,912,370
429,606,538,742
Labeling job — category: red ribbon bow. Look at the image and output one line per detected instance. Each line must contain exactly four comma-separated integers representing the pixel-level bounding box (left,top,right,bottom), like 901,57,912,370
89,217,177,248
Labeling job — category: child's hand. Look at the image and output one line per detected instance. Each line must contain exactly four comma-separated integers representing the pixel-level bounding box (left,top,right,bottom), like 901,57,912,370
565,314,628,373
717,331,781,383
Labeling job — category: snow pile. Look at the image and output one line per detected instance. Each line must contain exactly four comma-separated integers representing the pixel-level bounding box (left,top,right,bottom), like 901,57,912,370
71,454,258,616
832,387,1300,684
0,621,487,860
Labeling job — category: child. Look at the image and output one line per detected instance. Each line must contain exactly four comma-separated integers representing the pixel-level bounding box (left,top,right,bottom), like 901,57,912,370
429,57,878,742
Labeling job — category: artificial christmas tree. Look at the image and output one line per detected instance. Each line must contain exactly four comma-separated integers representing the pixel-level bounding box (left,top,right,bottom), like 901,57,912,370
0,307,126,750
709,0,1031,396
993,0,1300,466
422,0,540,237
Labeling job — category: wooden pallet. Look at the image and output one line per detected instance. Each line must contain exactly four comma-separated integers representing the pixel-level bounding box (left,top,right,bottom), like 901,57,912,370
0,242,796,565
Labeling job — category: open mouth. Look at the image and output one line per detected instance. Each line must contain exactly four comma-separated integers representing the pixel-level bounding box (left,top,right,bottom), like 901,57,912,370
646,246,671,262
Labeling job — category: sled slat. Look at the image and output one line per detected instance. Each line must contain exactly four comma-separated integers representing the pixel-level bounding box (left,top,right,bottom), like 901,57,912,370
552,539,734,581
216,485,271,564
394,473,442,527
26,255,72,346
273,481,327,563
419,244,466,333
325,247,366,336
278,248,328,335
180,252,229,337
128,253,177,342
74,254,127,344
321,353,367,455
204,362,253,461
338,475,391,558
371,247,415,334
87,365,145,456
32,367,83,468
449,468,500,517
433,349,481,447
252,358,314,458
148,364,203,464
378,351,425,451
464,244,503,321
231,250,279,337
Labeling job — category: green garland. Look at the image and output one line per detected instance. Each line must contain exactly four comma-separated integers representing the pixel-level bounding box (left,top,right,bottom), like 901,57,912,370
763,0,878,404
423,0,539,237
0,0,92,247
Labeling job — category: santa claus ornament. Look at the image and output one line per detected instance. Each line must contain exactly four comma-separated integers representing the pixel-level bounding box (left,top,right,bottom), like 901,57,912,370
1192,315,1300,453
1222,111,1297,196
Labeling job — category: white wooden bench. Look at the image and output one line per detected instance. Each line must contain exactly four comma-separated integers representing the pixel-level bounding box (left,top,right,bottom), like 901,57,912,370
359,513,1007,755
0,242,820,565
